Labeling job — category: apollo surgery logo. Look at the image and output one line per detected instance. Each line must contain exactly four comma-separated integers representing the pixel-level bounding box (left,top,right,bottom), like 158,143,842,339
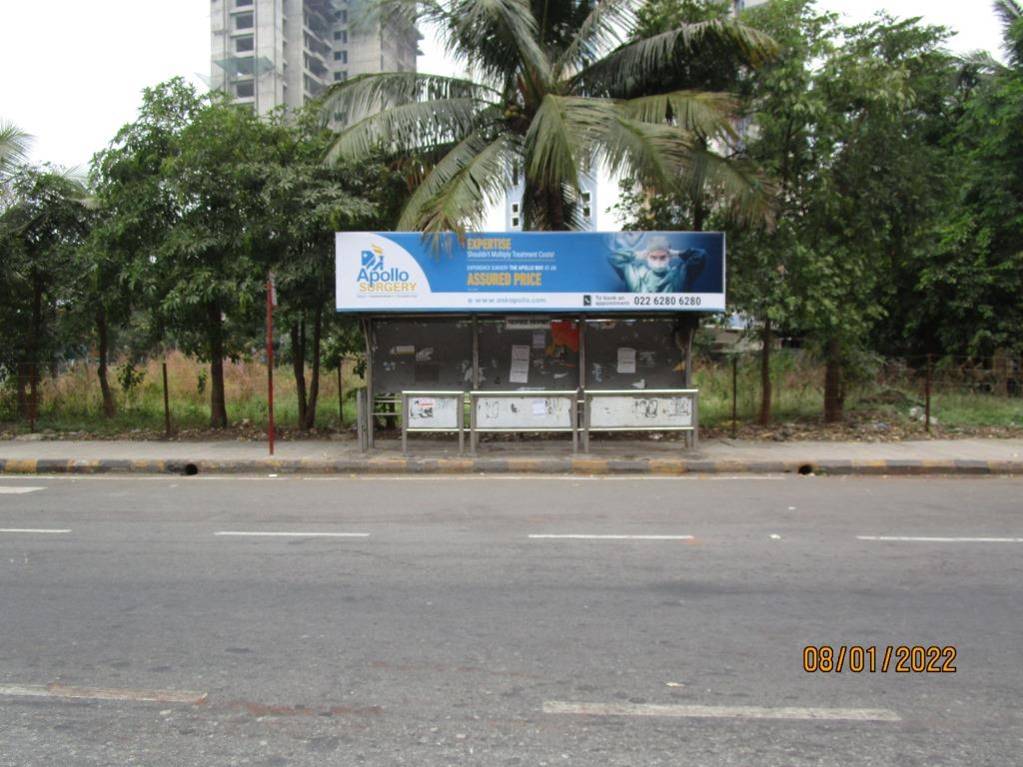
356,244,417,295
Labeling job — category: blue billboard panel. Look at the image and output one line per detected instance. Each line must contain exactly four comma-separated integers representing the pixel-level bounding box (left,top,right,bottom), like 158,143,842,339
336,231,725,313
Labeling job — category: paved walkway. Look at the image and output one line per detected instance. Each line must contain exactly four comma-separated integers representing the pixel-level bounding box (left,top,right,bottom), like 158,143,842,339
0,437,1021,476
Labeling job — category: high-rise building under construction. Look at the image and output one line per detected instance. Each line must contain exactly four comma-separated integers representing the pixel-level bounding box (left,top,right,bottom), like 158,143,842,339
210,0,419,116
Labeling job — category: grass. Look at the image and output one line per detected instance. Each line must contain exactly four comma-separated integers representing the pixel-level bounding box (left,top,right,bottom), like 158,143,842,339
2,349,1020,437
695,352,829,426
0,351,362,437
927,392,1023,429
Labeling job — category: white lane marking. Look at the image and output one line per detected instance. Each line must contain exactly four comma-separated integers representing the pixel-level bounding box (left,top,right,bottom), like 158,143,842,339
0,486,45,494
528,534,694,541
215,531,370,538
0,474,790,482
543,701,901,723
0,528,71,534
0,683,206,705
858,536,1023,543
326,475,790,482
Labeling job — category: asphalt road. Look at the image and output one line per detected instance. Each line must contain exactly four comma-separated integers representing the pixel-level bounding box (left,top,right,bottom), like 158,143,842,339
1,474,1021,766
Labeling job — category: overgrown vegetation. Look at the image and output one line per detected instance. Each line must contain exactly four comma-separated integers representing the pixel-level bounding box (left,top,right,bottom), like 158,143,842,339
0,352,363,438
2,349,1019,439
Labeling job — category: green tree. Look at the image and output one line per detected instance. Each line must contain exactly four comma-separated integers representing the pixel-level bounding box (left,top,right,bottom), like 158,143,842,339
258,110,396,430
723,0,836,425
324,0,775,232
88,78,206,418
792,16,958,420
0,167,91,423
724,4,960,422
150,93,276,428
910,0,1023,357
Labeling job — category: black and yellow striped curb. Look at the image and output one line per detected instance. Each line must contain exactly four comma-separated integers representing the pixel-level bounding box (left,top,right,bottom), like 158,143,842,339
0,457,1020,477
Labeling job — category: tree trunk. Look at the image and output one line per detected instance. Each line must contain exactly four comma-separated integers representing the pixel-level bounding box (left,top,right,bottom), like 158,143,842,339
96,307,116,418
208,302,228,429
759,318,772,426
290,319,308,430
692,207,705,233
547,186,568,231
303,305,323,431
691,190,706,232
823,337,844,423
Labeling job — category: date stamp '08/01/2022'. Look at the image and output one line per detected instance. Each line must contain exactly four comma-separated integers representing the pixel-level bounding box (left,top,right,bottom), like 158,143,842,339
803,645,957,673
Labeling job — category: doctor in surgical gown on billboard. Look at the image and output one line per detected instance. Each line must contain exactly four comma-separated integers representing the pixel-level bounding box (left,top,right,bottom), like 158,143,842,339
609,235,706,293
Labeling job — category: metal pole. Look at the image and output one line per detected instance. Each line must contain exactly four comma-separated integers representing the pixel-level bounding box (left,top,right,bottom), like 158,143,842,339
356,390,367,452
470,393,478,456
684,324,694,389
571,392,578,454
578,315,586,388
731,355,738,440
471,315,480,389
362,318,374,449
925,354,932,434
266,274,275,456
458,397,465,455
583,391,592,453
578,316,586,436
162,360,171,438
401,392,408,455
692,390,700,449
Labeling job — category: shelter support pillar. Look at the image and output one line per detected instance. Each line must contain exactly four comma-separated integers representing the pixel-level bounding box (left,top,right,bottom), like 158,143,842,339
471,315,480,389
361,317,374,449
677,314,700,448
579,315,587,451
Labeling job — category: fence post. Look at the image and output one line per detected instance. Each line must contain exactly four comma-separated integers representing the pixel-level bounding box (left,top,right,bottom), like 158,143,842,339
337,359,344,428
731,355,738,440
162,361,171,438
266,274,276,457
925,354,932,434
29,361,38,434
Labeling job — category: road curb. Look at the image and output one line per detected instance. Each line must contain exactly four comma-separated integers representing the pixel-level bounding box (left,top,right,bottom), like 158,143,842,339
0,456,1020,477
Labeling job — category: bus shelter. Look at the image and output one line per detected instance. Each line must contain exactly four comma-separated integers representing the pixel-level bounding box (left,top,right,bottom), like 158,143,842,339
336,231,726,454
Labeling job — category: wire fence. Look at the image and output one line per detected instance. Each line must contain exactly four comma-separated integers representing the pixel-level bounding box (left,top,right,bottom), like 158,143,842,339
698,350,1023,436
0,352,365,435
2,348,1021,435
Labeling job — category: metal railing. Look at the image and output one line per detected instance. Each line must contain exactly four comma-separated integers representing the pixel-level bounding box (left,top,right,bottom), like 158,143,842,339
583,389,699,451
469,390,579,455
400,390,466,455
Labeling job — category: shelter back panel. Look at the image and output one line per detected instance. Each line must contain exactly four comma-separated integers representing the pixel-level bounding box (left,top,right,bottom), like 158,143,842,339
476,319,581,390
584,319,686,390
371,319,473,394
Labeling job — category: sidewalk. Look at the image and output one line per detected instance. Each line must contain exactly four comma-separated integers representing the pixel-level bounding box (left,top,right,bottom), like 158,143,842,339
1,436,1021,476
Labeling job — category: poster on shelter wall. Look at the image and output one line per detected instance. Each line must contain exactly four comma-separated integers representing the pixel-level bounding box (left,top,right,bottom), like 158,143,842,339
509,345,530,384
335,231,725,313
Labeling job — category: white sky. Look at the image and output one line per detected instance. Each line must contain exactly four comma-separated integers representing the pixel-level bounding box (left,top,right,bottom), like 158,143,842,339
0,0,1006,222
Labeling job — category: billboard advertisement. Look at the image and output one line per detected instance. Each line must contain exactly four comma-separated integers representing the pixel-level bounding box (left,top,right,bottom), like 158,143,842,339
335,231,725,313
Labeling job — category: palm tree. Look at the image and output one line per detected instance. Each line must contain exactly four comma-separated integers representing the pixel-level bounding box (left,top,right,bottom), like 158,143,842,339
961,1,1022,77
0,120,31,176
994,0,1022,67
323,0,775,232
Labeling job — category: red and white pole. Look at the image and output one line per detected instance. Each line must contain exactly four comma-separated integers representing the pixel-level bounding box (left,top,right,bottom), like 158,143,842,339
266,272,276,456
